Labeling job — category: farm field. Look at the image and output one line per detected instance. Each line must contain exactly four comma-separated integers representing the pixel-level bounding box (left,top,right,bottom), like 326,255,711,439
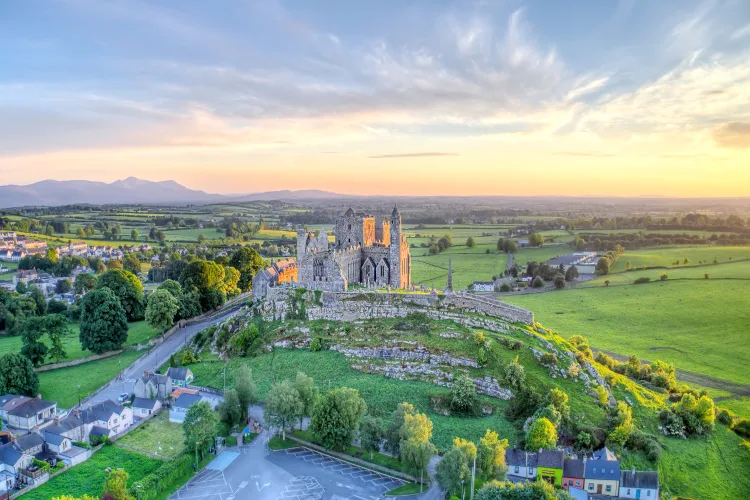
411,249,507,290
513,246,571,265
504,279,750,387
580,260,750,287
116,412,184,459
610,246,750,272
0,260,18,279
0,321,158,366
39,349,143,408
20,446,161,500
163,227,223,242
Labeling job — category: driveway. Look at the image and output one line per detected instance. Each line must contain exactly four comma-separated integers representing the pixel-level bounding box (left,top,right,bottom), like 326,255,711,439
85,304,244,407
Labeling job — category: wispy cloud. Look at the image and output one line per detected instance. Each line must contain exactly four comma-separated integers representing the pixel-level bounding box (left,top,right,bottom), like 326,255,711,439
368,153,460,159
713,122,750,149
554,151,616,158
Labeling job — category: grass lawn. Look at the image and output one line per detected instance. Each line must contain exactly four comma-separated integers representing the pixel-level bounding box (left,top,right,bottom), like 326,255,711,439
411,250,507,290
116,412,184,459
20,446,162,500
292,429,406,473
513,247,571,266
268,435,300,450
610,246,750,272
505,280,750,386
386,482,425,496
0,261,18,279
580,260,750,287
0,321,158,366
40,350,144,408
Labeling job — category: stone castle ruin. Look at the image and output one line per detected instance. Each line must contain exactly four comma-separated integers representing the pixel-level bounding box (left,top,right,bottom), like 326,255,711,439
295,205,411,291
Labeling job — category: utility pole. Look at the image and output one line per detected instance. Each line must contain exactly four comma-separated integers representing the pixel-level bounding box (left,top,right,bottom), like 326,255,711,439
195,441,199,471
77,384,81,408
470,455,476,500
223,364,226,393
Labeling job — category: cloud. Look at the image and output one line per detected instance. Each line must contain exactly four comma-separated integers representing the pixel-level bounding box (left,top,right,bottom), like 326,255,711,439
565,76,610,102
554,151,616,158
368,152,460,159
713,122,750,149
731,23,750,40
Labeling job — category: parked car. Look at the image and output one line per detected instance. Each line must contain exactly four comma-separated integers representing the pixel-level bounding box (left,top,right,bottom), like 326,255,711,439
117,393,130,403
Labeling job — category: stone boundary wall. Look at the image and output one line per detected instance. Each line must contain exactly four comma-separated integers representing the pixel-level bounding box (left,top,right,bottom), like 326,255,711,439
35,349,125,372
262,288,534,325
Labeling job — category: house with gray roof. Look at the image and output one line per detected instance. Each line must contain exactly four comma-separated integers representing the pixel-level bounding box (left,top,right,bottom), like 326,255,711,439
170,393,203,423
563,458,586,491
0,395,31,422
43,431,73,455
619,469,659,499
79,400,133,438
505,448,538,480
132,398,161,418
134,372,172,400
584,447,621,497
166,367,194,388
6,398,57,431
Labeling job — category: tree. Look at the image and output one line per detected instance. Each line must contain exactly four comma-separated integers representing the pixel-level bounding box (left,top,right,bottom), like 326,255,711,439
505,240,517,254
228,247,266,292
466,237,476,248
400,412,437,481
360,416,384,459
46,298,68,315
219,266,241,298
264,380,302,440
182,401,219,455
294,371,318,430
531,276,545,288
158,279,183,298
234,365,257,423
96,269,145,321
19,314,70,366
0,353,39,396
130,229,139,241
310,387,367,450
477,429,509,479
123,254,142,275
145,289,179,332
497,238,506,252
529,233,544,247
106,259,123,270
476,480,574,500
596,258,610,276
525,417,557,451
450,374,477,413
436,447,470,495
102,469,133,500
564,266,579,281
553,274,566,289
28,285,46,315
56,278,72,294
77,228,87,239
80,288,129,354
504,356,526,390
384,402,415,458
217,389,242,428
74,273,97,295
15,281,27,294
179,260,226,311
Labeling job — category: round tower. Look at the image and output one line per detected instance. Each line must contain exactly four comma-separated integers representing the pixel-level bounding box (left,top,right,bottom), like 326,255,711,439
389,205,402,288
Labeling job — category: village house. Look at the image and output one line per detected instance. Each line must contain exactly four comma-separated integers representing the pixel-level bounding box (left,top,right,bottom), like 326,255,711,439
131,398,161,418
584,447,621,497
619,469,659,499
0,441,35,491
470,281,495,292
134,373,172,400
12,269,37,288
169,393,203,423
6,398,58,431
42,431,73,455
505,449,538,480
563,458,586,491
166,367,194,388
537,449,564,487
79,400,133,439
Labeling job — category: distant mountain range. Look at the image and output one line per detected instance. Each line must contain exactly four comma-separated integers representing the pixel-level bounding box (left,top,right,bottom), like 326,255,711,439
0,178,345,208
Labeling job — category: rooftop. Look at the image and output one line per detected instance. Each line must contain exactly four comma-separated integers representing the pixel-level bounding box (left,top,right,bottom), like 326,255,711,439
173,393,202,409
537,449,564,469
505,448,538,467
620,470,659,490
7,398,56,418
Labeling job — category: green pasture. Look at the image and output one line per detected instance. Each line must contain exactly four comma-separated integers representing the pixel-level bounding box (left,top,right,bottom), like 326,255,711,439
116,412,184,459
0,261,18,279
580,260,750,287
610,246,750,272
163,227,224,242
411,250,507,290
505,280,750,387
513,247,570,265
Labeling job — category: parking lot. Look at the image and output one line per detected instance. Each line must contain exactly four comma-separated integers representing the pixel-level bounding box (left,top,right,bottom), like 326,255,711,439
170,431,411,500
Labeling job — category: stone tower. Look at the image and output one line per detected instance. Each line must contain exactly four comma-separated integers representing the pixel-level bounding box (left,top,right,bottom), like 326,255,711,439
389,205,402,288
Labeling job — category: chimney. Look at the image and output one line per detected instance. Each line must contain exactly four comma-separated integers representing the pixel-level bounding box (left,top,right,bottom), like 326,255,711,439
632,467,636,477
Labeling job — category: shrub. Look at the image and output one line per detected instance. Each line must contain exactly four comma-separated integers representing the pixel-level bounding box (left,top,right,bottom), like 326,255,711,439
472,331,487,345
733,418,750,438
717,408,734,426
539,353,557,367
553,274,566,289
646,440,662,462
660,274,668,281
633,277,651,284
450,374,478,414
499,283,511,292
130,454,195,500
531,276,545,288
309,337,322,352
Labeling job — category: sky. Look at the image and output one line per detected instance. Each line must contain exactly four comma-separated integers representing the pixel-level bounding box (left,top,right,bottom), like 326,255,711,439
1,0,749,197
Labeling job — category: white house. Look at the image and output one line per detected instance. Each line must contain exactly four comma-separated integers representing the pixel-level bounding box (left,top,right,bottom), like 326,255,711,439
6,398,58,431
134,373,172,400
43,431,73,454
505,449,538,480
619,470,659,499
80,400,133,438
471,281,495,293
170,393,203,423
132,398,161,418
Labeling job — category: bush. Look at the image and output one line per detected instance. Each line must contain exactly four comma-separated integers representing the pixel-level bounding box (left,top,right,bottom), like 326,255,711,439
472,331,487,345
660,274,668,281
633,277,651,284
716,408,734,426
499,283,511,292
646,440,662,462
309,337,322,352
553,274,566,289
531,276,545,288
733,418,750,438
539,353,557,367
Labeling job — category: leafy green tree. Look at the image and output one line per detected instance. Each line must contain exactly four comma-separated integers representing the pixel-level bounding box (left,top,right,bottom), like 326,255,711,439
182,401,219,455
123,254,142,275
505,240,517,254
130,229,139,241
74,273,97,295
496,237,506,251
450,374,477,413
477,480,574,499
466,237,476,248
219,266,241,298
157,279,182,298
477,429,509,479
400,412,437,482
77,228,87,239
18,314,70,366
525,417,557,451
596,257,610,275
96,269,145,321
106,259,123,270
436,447,470,495
503,356,526,390
384,402,415,458
0,353,39,396
310,387,367,450
531,276,545,288
264,380,302,440
80,288,128,354
46,298,68,315
553,274,566,289
234,365,257,423
294,371,318,430
28,285,46,315
102,468,133,500
217,389,243,428
145,289,179,332
360,416,384,459
15,281,27,294
55,278,73,294
179,260,226,311
529,233,544,247
228,247,266,292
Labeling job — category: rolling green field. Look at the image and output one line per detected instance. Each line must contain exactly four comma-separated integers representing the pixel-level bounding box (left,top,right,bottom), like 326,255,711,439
21,446,161,500
163,227,223,242
411,246,507,290
513,246,570,265
116,412,184,459
580,260,750,287
505,280,750,387
0,260,18,279
0,321,158,366
610,246,750,272
40,349,143,408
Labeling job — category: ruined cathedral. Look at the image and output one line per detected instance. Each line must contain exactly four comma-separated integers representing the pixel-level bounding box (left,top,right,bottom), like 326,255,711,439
296,206,411,291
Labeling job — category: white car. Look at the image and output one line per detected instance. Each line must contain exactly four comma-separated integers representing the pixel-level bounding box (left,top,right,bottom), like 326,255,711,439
117,393,129,403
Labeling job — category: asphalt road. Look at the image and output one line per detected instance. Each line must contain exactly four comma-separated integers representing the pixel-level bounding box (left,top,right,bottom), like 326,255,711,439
85,305,244,407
